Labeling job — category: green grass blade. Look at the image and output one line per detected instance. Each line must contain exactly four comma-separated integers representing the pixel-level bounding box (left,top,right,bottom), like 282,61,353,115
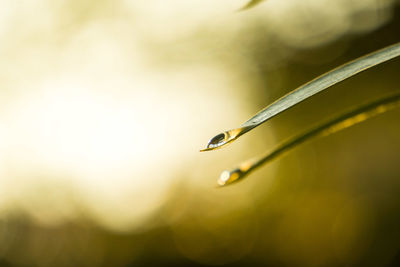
218,93,400,186
242,43,400,129
202,42,400,152
239,0,266,11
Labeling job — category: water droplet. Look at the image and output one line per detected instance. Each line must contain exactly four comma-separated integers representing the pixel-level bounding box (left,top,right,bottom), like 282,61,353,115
217,159,256,186
200,126,253,152
217,169,244,186
207,132,227,149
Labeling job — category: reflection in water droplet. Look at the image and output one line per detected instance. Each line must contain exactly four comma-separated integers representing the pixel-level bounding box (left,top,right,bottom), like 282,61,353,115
200,126,253,152
207,133,227,149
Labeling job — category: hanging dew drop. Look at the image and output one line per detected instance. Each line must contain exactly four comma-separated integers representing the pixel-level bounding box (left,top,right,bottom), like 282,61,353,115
200,126,254,152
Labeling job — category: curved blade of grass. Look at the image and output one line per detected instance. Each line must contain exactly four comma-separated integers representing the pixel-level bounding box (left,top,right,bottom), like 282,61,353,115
201,42,400,152
217,92,400,186
239,0,266,11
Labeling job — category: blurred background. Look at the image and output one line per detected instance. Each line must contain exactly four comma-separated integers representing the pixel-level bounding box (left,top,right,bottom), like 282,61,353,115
0,0,399,266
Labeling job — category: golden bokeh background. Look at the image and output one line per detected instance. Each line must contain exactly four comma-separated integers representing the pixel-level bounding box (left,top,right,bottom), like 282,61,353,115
0,0,399,266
